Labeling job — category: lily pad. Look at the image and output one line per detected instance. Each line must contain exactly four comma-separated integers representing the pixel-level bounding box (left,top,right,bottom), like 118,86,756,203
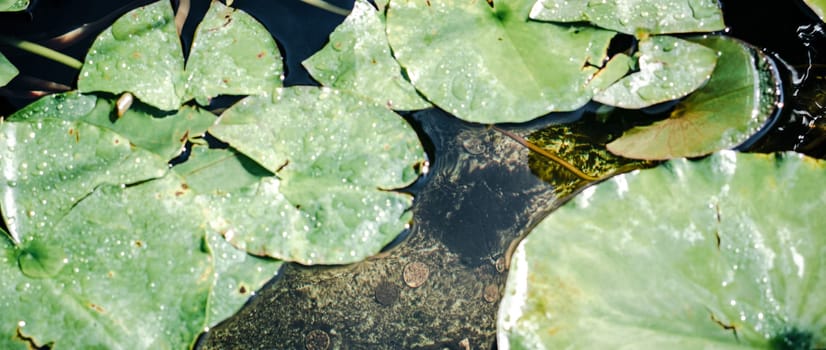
78,1,284,111
0,176,211,349
184,1,283,105
0,51,18,87
803,0,826,22
9,92,215,159
498,151,826,349
0,0,27,12
204,230,282,327
386,0,617,123
78,1,185,111
607,36,782,160
303,0,429,110
529,0,725,35
594,35,718,109
207,86,424,264
0,115,167,245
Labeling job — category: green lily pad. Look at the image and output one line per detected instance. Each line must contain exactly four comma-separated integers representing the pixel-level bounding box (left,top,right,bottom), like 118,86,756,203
529,0,725,34
78,1,284,111
803,0,826,22
0,0,27,12
204,230,282,327
303,0,430,110
0,51,18,87
78,1,185,111
0,115,167,245
498,151,826,349
607,36,782,160
594,35,717,109
9,92,215,159
386,0,616,123
207,87,424,264
0,176,211,349
184,1,283,105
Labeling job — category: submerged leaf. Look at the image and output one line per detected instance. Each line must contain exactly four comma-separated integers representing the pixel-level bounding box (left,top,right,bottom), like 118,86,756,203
607,36,782,160
499,151,826,349
206,87,423,264
0,176,211,349
0,51,18,87
185,1,283,104
78,1,185,111
303,0,429,110
529,0,725,34
594,35,717,109
386,0,616,123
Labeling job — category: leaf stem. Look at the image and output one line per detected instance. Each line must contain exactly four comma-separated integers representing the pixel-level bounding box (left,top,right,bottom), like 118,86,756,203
300,0,350,16
491,125,602,182
0,36,83,70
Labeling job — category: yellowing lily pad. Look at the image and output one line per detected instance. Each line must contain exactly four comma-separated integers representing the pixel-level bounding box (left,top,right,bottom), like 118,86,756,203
499,151,826,349
607,36,782,160
529,0,725,34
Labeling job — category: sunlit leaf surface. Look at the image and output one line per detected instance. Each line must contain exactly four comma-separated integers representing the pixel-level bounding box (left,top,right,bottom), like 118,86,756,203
207,86,424,264
0,51,18,87
529,0,725,34
78,1,185,111
607,36,782,160
0,176,211,349
0,95,168,244
185,1,283,105
386,0,616,123
594,35,717,109
303,0,430,110
499,151,826,349
0,0,27,12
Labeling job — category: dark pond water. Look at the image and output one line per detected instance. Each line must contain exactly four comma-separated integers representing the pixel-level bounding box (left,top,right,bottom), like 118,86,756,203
1,0,825,349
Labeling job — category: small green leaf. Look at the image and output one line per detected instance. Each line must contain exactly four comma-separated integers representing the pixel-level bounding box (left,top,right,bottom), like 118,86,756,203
0,0,27,12
0,51,18,87
594,35,717,109
303,0,430,110
607,36,782,160
207,87,424,264
498,151,826,349
78,1,185,111
184,1,283,104
0,176,211,349
386,0,616,123
529,0,725,34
